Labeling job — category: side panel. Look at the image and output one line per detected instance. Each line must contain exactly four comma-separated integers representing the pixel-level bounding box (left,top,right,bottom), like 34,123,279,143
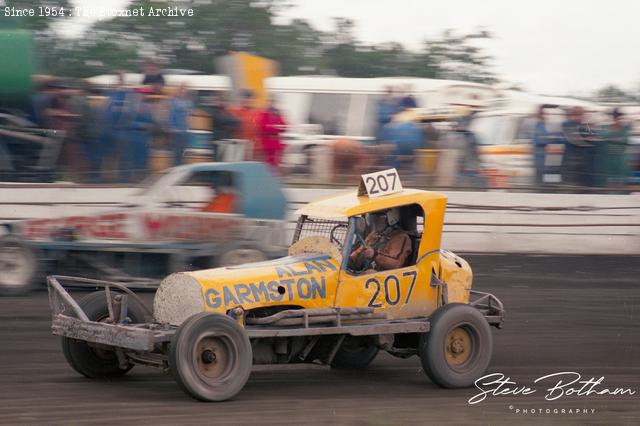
334,264,438,320
192,257,342,313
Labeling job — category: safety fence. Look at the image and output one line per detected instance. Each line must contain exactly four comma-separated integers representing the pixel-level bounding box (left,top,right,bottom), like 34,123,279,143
0,186,638,255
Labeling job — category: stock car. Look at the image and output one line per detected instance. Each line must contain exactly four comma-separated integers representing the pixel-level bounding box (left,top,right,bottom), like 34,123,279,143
47,169,504,401
0,162,288,295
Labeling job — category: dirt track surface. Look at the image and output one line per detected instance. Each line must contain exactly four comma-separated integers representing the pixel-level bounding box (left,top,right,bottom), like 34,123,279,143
1,255,639,425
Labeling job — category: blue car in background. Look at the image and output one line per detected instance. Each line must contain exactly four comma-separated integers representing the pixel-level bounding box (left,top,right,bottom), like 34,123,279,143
0,162,288,295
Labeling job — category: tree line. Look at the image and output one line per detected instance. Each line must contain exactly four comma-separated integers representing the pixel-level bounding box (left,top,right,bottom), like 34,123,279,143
6,0,638,101
7,0,496,83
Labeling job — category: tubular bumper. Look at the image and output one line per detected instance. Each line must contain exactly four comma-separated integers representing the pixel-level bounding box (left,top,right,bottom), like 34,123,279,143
47,275,173,351
469,290,505,328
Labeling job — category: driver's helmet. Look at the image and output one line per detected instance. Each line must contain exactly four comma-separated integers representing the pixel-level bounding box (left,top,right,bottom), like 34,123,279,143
365,211,386,227
365,209,400,228
387,208,401,227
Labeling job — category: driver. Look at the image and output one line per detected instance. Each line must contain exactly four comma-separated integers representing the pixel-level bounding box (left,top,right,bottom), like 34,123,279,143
201,173,237,213
349,208,412,273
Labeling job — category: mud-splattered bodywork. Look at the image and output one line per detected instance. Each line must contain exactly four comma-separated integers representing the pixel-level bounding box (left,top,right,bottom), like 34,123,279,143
154,189,476,326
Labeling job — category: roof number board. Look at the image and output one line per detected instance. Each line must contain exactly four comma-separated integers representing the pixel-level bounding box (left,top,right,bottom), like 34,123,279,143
357,168,403,198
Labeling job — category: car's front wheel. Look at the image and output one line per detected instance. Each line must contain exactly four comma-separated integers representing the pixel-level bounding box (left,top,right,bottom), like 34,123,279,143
419,303,493,388
170,313,252,401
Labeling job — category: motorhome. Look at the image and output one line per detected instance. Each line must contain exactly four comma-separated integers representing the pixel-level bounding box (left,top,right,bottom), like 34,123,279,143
266,76,497,140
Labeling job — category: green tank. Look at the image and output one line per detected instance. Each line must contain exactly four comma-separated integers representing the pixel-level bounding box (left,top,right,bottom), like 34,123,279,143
0,30,34,105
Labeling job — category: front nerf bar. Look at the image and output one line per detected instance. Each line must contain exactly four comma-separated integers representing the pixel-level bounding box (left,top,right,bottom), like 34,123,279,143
469,290,505,328
47,275,174,352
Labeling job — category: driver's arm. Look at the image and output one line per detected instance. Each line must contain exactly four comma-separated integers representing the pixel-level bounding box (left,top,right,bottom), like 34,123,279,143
374,231,412,270
349,232,375,268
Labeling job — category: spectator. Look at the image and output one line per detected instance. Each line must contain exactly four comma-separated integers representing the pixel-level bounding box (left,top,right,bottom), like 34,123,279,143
102,73,134,181
562,107,599,187
123,88,155,182
46,81,81,181
30,79,54,128
168,84,193,166
398,84,418,110
443,110,482,187
258,98,287,170
376,86,400,142
423,121,440,149
380,114,425,170
204,94,239,142
229,90,260,160
602,108,630,189
66,82,96,182
82,83,106,182
533,106,552,186
142,59,165,89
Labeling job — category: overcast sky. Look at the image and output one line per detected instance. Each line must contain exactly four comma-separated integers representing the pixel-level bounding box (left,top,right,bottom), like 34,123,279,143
64,0,640,96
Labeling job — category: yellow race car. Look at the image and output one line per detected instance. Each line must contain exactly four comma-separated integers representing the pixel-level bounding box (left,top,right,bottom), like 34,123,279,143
48,169,504,402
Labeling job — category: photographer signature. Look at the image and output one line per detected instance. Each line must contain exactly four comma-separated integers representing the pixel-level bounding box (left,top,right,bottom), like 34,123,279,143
469,372,636,405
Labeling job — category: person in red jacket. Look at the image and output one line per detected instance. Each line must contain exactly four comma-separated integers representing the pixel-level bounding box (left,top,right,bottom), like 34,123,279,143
258,98,287,169
228,90,260,160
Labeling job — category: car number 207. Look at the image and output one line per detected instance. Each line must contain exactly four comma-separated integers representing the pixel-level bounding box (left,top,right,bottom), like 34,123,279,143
365,271,418,307
360,168,403,198
365,172,397,195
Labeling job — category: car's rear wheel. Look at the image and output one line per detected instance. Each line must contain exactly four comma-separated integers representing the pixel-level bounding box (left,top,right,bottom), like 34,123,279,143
419,303,493,388
170,313,252,401
62,290,146,378
331,336,379,369
0,238,37,296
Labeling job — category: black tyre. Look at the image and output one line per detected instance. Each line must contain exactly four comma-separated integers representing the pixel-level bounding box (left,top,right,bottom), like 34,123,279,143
331,336,379,369
0,238,37,296
170,313,252,402
61,290,146,378
419,303,493,388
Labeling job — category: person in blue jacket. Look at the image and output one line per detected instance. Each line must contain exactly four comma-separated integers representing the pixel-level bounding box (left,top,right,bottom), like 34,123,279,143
102,73,133,182
123,88,155,182
381,119,425,170
169,84,193,166
376,87,400,143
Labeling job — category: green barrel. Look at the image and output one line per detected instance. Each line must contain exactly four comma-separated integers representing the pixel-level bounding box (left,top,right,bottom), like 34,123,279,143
0,30,34,104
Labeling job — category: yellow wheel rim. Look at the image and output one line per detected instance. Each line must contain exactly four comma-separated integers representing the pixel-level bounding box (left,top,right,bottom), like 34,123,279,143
445,326,472,366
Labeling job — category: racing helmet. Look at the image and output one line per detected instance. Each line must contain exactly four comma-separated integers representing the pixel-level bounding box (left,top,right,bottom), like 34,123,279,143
365,211,383,225
387,208,400,227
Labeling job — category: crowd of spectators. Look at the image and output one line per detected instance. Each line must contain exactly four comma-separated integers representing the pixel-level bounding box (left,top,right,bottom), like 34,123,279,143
532,105,634,190
334,85,637,190
24,61,287,183
3,72,637,190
